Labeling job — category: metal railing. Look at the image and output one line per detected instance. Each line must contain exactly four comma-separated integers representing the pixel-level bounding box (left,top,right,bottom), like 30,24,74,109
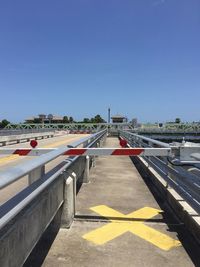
120,131,200,214
0,129,107,229
0,129,107,267
5,122,133,131
0,128,55,136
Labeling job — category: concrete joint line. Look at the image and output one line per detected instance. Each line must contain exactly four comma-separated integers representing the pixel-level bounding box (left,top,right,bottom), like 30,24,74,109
74,217,184,226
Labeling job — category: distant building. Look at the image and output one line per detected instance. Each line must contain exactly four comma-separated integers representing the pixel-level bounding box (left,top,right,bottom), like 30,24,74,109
25,116,35,123
111,115,126,123
25,114,64,123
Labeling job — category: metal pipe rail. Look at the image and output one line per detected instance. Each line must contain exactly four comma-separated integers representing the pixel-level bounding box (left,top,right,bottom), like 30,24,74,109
120,130,200,213
0,130,106,230
0,131,55,147
121,131,170,148
0,130,106,190
0,128,55,136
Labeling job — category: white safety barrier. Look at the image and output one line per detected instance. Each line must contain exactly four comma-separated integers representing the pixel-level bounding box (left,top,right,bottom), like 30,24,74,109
0,147,171,156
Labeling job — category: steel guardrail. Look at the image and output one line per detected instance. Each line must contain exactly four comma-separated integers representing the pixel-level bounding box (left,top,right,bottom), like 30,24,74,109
0,130,107,230
0,130,106,190
120,130,200,213
120,131,170,148
0,128,55,136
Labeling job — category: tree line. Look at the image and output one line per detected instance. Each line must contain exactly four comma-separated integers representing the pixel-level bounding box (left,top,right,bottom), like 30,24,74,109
46,114,105,124
0,114,106,128
82,114,106,123
0,119,10,128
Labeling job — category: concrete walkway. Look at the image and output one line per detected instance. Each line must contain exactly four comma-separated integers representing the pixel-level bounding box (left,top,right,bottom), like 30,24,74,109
42,137,197,267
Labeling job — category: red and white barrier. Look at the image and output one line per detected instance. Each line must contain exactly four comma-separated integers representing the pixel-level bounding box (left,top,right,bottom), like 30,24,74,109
0,148,55,156
0,147,171,157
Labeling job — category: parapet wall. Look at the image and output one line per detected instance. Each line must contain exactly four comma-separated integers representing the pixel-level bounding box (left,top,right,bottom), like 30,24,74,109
0,132,55,146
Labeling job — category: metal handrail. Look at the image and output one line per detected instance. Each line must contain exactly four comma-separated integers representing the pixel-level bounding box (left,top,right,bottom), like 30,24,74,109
120,131,170,148
0,128,55,136
120,130,200,213
0,130,106,190
0,130,106,229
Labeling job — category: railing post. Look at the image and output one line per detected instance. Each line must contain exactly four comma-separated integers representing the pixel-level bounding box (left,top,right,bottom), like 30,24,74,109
28,166,45,185
91,156,96,167
61,172,76,228
83,155,90,183
166,160,171,189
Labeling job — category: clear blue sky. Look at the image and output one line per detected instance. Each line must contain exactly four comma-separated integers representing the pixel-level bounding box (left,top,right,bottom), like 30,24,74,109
0,0,199,123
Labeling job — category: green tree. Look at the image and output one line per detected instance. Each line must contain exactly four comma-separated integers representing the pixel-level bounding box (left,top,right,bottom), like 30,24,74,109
90,117,95,123
33,118,41,123
93,114,105,123
175,118,181,124
83,118,90,123
63,116,69,123
0,119,10,128
69,116,74,123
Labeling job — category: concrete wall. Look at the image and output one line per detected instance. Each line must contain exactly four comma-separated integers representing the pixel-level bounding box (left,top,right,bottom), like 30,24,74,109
0,132,55,146
0,175,64,267
0,159,92,267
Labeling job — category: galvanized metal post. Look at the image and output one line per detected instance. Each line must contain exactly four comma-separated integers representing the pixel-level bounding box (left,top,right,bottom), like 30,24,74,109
83,155,90,183
92,156,96,167
99,138,102,147
71,172,76,216
166,160,171,189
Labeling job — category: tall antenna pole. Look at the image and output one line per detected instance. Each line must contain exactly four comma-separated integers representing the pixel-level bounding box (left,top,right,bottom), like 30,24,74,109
108,108,111,123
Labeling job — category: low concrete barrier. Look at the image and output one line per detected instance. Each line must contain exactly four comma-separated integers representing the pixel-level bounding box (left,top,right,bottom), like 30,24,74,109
132,156,200,246
0,161,88,267
0,175,64,267
0,132,55,146
0,131,106,267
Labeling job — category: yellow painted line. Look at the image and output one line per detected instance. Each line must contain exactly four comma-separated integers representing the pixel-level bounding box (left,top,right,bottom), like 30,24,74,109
83,222,128,245
129,222,180,251
42,135,88,148
0,155,20,165
0,135,88,166
82,205,181,251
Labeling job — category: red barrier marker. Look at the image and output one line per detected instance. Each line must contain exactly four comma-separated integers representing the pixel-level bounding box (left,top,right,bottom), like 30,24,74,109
30,140,38,148
119,139,127,148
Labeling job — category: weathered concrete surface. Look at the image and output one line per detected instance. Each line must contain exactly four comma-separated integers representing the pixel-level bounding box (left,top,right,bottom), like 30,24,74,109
0,174,64,267
41,137,199,267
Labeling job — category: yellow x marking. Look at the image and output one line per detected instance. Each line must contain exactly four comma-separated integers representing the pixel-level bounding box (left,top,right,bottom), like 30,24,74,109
82,205,181,251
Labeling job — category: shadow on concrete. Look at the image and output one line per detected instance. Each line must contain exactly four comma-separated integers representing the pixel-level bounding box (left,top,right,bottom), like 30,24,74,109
75,214,165,223
23,171,84,267
77,172,84,194
131,156,200,267
23,208,62,267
